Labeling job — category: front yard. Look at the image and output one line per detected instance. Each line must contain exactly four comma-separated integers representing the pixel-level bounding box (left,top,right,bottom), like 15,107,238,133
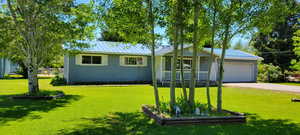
0,79,300,135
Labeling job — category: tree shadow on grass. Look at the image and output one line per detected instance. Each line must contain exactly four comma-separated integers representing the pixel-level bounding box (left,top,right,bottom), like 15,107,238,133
58,112,300,135
0,90,81,126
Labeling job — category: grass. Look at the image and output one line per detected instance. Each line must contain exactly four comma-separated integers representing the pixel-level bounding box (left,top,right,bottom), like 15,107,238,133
275,82,300,86
0,79,300,135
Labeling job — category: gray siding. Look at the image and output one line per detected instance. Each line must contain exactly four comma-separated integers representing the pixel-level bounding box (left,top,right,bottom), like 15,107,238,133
67,54,152,83
0,58,19,78
200,57,209,71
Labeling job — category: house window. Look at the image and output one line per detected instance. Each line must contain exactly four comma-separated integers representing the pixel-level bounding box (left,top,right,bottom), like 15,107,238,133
121,56,147,66
76,54,108,66
176,58,192,71
82,56,102,64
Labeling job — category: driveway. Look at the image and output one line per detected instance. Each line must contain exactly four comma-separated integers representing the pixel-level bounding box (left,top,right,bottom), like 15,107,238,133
224,83,300,93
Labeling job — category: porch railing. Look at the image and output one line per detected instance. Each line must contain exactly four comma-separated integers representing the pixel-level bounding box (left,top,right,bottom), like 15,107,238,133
161,71,208,81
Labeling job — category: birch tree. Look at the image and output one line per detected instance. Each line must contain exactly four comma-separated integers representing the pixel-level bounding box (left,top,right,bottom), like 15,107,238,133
215,0,279,112
205,0,219,111
169,0,181,110
147,0,161,110
178,0,188,101
188,0,200,106
4,0,96,94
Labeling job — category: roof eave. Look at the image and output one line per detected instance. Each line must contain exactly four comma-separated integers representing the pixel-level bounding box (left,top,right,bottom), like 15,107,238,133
224,57,261,61
80,51,151,56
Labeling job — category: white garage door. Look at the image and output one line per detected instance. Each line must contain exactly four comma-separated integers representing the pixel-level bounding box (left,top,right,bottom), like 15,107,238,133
223,62,254,82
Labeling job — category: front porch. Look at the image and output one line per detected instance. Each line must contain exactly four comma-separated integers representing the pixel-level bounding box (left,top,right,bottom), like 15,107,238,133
155,54,218,87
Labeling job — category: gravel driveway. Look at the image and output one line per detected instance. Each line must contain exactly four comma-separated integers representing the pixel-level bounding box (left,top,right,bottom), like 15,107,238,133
224,83,300,93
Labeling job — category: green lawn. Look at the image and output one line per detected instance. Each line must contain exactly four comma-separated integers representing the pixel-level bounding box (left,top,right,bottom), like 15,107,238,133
276,82,300,86
1,79,300,135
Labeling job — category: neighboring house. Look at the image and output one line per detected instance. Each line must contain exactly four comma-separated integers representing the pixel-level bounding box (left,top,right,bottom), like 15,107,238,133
64,41,262,85
0,58,19,78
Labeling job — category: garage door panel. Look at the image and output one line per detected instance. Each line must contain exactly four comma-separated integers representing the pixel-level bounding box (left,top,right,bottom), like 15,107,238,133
223,62,253,82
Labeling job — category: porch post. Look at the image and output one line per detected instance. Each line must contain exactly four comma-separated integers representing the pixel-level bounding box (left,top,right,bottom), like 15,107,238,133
197,56,200,81
161,56,165,81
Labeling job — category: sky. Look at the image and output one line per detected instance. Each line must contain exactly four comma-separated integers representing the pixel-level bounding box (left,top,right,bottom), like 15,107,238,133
155,26,251,47
74,0,252,47
3,0,296,48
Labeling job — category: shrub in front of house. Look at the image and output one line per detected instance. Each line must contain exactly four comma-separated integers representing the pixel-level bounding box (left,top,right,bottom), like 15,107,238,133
50,75,66,86
157,97,219,117
258,63,284,82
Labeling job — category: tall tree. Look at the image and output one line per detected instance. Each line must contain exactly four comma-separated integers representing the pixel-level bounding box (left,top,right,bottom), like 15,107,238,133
3,0,96,94
147,0,160,111
205,0,218,111
251,0,299,73
252,14,300,73
188,0,200,106
179,0,188,101
215,0,271,112
102,0,161,109
169,0,181,110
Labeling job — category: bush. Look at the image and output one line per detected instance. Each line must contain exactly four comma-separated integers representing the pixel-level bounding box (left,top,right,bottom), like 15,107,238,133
158,96,209,116
258,63,283,82
50,75,66,86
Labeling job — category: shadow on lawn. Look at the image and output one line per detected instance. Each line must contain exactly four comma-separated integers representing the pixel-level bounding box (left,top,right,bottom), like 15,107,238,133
58,112,300,135
0,90,81,125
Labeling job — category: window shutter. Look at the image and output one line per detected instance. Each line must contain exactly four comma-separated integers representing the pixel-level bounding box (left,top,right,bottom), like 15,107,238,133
102,55,108,65
75,55,82,65
142,56,147,66
120,56,125,66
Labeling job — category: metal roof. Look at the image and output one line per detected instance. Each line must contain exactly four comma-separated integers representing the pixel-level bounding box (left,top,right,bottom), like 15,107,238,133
82,41,151,55
80,41,261,60
203,48,262,60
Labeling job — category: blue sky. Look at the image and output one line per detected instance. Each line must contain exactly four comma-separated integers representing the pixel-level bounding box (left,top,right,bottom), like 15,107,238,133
156,27,252,46
2,0,292,47
75,0,252,47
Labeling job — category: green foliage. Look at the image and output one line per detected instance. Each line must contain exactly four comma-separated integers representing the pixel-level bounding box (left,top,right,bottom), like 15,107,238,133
100,30,126,42
102,0,151,44
158,96,209,116
290,59,300,71
0,0,97,67
252,13,299,72
50,68,66,86
291,28,300,71
258,63,284,82
50,75,66,86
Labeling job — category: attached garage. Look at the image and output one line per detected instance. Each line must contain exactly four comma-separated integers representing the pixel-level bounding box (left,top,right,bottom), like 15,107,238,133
223,61,256,82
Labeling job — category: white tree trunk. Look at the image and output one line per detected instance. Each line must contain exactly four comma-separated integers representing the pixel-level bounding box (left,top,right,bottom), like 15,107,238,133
180,31,188,101
189,0,200,106
148,0,160,111
27,65,39,95
205,4,216,111
217,24,230,112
